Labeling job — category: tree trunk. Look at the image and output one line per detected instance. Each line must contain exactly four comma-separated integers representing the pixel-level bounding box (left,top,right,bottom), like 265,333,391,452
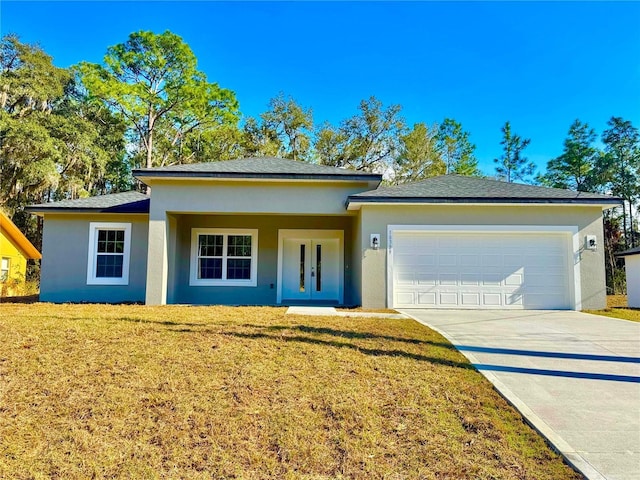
146,108,155,169
622,201,629,249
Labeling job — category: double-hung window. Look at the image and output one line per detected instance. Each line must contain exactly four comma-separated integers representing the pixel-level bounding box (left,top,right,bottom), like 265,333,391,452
87,222,131,285
190,229,258,286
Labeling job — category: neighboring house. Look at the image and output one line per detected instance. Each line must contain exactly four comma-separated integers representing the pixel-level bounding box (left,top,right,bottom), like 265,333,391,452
616,247,640,308
0,211,42,296
26,157,620,310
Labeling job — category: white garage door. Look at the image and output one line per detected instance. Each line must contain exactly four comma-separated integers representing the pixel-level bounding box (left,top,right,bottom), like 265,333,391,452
391,231,572,309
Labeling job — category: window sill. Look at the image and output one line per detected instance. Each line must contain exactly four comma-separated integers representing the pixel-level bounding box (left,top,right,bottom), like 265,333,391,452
87,278,129,286
189,279,257,287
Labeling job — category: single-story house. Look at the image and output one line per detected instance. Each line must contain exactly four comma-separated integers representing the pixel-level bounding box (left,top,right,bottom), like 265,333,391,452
615,246,640,308
0,211,42,295
26,157,621,310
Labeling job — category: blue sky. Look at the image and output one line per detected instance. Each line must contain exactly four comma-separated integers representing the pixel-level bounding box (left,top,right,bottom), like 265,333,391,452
2,1,639,175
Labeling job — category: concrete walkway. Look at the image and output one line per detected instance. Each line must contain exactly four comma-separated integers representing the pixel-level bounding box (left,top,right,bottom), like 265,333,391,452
400,309,640,480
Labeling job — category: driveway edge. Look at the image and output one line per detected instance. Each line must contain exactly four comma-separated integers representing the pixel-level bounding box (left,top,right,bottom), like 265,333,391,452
402,311,606,480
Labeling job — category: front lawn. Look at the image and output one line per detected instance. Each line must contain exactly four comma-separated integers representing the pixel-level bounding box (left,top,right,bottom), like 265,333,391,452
0,304,580,479
584,295,640,323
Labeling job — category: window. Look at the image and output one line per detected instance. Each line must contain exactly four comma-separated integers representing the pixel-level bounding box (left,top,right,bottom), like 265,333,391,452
87,223,131,285
190,229,258,286
1,258,9,282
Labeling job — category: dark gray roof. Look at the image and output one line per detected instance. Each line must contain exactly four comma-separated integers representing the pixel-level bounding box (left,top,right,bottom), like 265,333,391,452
616,246,640,257
348,175,622,205
26,191,150,214
133,157,382,182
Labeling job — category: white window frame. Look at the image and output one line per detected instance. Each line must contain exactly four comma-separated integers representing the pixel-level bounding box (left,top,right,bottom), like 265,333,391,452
87,222,132,286
190,228,258,287
1,257,10,282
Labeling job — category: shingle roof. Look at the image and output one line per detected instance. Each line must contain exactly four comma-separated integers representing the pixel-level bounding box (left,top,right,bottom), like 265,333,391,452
26,191,150,214
616,246,640,257
133,157,382,182
348,175,621,205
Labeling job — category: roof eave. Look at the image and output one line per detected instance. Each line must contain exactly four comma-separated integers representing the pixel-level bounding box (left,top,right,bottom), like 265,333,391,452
133,170,382,184
615,250,640,257
346,197,622,210
25,207,150,216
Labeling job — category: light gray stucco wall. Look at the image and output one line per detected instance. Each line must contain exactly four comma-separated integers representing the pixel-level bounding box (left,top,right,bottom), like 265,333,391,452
170,214,356,306
40,214,149,303
358,204,607,310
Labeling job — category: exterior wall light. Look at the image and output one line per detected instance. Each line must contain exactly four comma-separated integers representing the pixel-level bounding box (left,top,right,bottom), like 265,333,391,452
371,234,380,250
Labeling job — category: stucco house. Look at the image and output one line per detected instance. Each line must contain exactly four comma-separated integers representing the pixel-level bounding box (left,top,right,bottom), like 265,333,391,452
616,247,640,308
0,211,42,296
27,157,620,310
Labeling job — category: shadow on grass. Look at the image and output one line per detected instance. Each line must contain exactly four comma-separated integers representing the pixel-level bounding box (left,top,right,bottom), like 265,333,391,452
216,330,472,370
0,294,39,304
115,317,208,327
239,323,457,350
66,315,469,369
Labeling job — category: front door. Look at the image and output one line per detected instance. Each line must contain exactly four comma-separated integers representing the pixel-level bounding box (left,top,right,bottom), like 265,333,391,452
280,231,342,303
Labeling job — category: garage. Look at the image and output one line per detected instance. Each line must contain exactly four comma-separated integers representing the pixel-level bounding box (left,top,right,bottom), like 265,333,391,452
390,229,574,310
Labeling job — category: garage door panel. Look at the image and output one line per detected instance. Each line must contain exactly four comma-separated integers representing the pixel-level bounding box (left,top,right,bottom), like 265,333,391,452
460,273,480,285
482,273,502,286
439,273,458,285
461,293,480,306
392,231,572,310
505,273,524,286
396,272,415,285
416,274,436,285
459,255,479,266
505,293,524,305
396,292,415,305
416,254,437,266
417,292,436,305
503,255,523,267
483,293,502,306
527,274,566,287
438,255,457,266
439,292,458,305
394,254,416,266
482,254,502,267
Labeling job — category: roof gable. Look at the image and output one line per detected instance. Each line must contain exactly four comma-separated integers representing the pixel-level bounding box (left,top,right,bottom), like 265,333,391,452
0,212,41,259
348,174,621,206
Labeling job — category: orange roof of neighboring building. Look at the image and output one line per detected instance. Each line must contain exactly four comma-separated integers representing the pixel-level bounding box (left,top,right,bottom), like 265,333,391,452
0,211,42,259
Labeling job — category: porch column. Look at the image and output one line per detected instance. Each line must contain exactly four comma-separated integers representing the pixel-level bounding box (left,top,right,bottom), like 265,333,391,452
145,214,168,305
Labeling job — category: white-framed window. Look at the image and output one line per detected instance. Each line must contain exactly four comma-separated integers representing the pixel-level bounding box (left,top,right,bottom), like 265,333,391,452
190,228,258,286
1,258,10,282
86,222,131,285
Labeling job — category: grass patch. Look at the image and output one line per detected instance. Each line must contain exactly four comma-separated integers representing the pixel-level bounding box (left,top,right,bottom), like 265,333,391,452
0,304,581,479
584,295,640,323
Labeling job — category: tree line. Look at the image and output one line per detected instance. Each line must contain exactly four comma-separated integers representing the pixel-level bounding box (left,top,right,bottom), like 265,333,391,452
1,31,639,292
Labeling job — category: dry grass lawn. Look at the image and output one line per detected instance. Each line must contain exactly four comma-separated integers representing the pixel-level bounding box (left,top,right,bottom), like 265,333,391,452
584,295,640,323
0,304,581,479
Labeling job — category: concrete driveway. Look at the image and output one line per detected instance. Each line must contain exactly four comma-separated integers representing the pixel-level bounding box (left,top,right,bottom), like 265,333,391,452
400,309,640,480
